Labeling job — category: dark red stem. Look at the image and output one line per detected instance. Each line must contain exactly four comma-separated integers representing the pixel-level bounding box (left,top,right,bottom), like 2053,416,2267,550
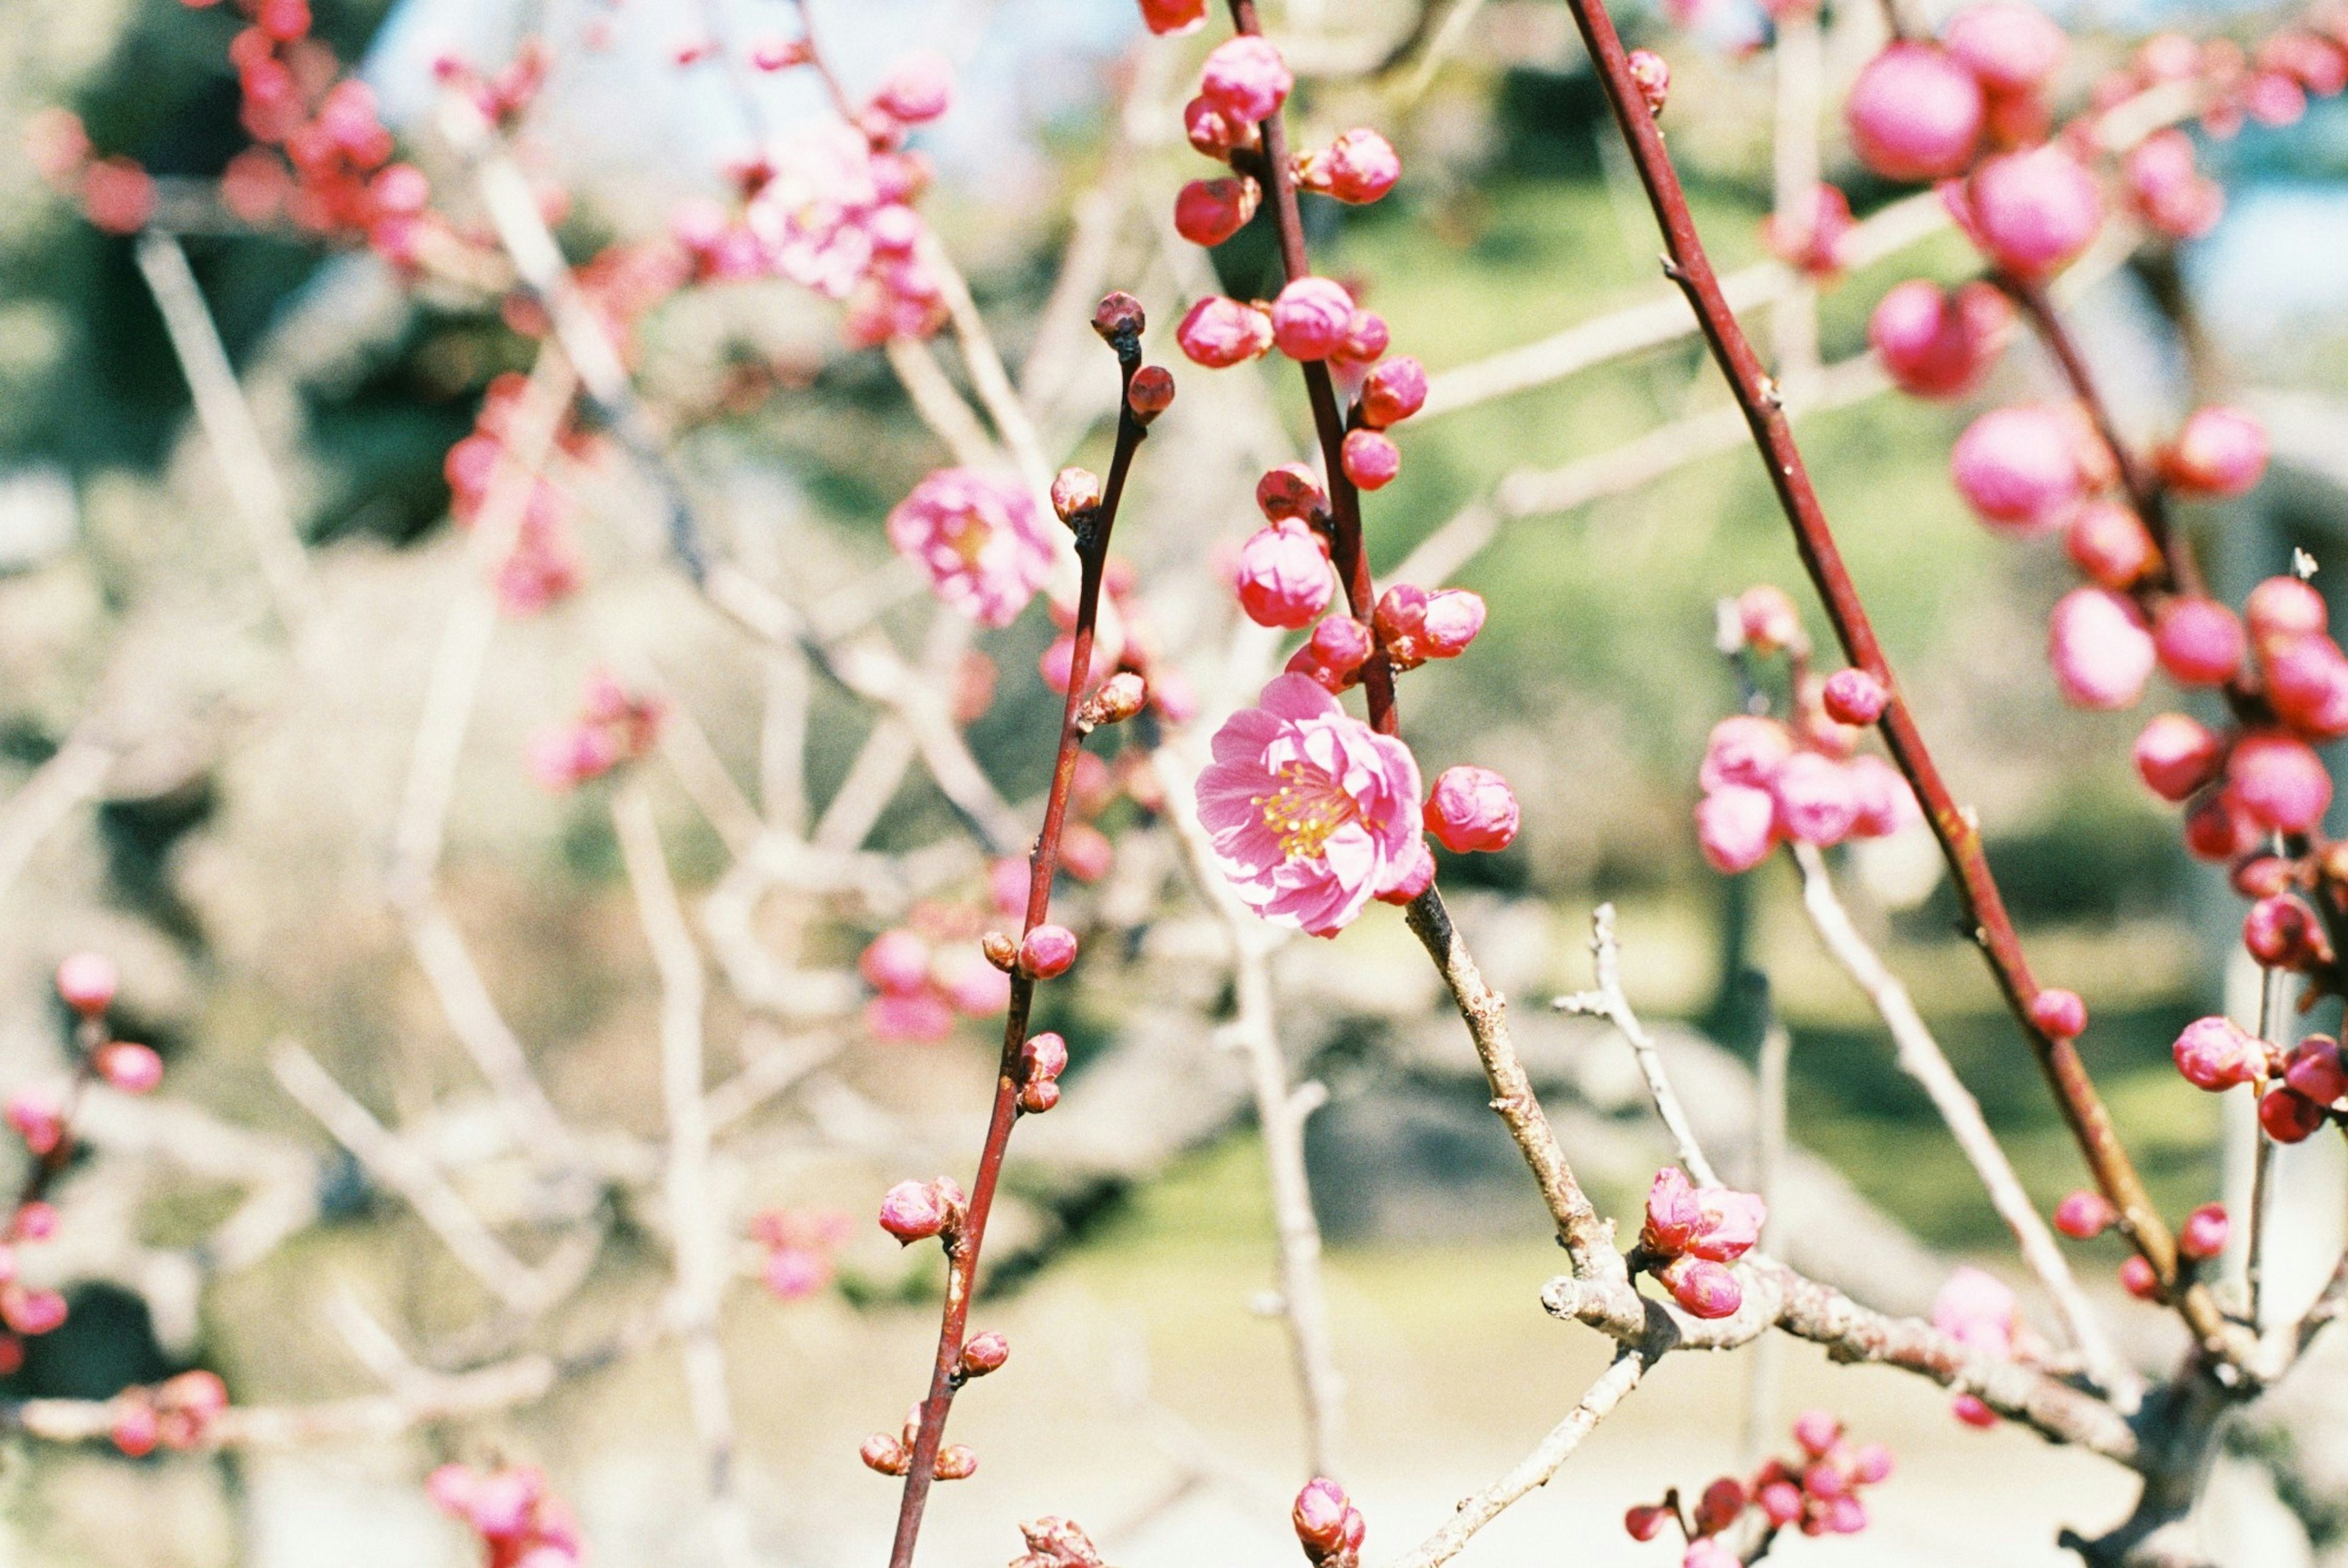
884,336,1151,1568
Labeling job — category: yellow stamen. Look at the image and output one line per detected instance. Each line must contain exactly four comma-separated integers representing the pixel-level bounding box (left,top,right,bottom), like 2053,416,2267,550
1253,762,1357,860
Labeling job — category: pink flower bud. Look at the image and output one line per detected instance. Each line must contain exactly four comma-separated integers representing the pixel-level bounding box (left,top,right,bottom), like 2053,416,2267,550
1138,0,1207,36
54,952,117,1017
1293,1477,1350,1553
2285,1036,2347,1106
2065,501,2156,589
1127,365,1175,422
1235,520,1335,630
1956,146,2103,279
1081,673,1149,730
1258,463,1328,522
1051,467,1101,523
934,1443,978,1481
2053,1189,2116,1239
1803,1460,1850,1501
1943,1,2066,91
1198,35,1292,125
1176,297,1274,368
95,1041,163,1095
1092,291,1146,342
1683,1540,1741,1568
958,1331,1010,1376
873,51,952,123
2172,1015,2264,1092
1697,785,1779,874
2243,894,2324,969
2119,1254,2161,1300
1334,309,1390,365
1271,278,1356,361
2028,988,2086,1040
1822,668,1889,725
763,1245,833,1299
1624,1503,1669,1541
1421,590,1486,658
1952,1393,1998,1427
2152,597,2245,686
1359,357,1428,429
861,1434,910,1474
2262,1085,2328,1143
2250,576,2328,641
1759,1480,1806,1525
1869,278,2015,401
1847,755,1921,838
2228,731,2331,833
1022,1031,1069,1086
981,932,1021,972
2261,635,2348,741
1700,716,1794,790
877,1179,946,1244
1951,405,2084,531
1424,767,1519,853
1287,616,1375,693
1695,1477,1746,1533
1341,430,1401,490
5,1091,62,1158
1614,46,1683,125
2163,407,2269,498
11,1202,56,1241
1019,924,1079,979
2048,587,2155,710
1294,128,1400,204
1659,1254,1743,1319
1822,1497,1868,1535
1183,95,1254,160
2124,129,2223,239
1846,44,1985,182
1739,584,1805,650
2132,713,2223,801
1174,176,1261,248
1773,751,1861,847
2,1286,65,1336
2178,1202,2229,1261
861,929,932,996
2184,790,2259,863
1764,183,1856,278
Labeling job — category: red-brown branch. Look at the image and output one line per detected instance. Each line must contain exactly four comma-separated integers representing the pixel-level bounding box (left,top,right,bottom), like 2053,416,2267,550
884,327,1152,1568
1549,0,2241,1353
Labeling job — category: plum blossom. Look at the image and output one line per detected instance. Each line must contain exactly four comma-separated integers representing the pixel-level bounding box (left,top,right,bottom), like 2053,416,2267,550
887,468,1057,627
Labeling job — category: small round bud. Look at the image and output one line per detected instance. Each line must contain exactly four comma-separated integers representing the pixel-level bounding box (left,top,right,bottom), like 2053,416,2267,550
1340,429,1400,490
2233,855,2294,900
1235,519,1335,630
2163,407,2268,498
95,1041,163,1095
1126,366,1175,422
1257,465,1329,523
981,932,1020,972
111,1398,160,1459
1952,1392,1998,1427
1091,292,1145,342
2284,1037,2348,1106
1423,766,1519,853
1659,1254,1743,1319
2229,731,2332,834
958,1331,1010,1377
1051,468,1102,523
877,1179,946,1245
2248,576,2327,641
1080,672,1149,728
1018,1078,1061,1114
1695,1477,1746,1533
1627,49,1671,117
1198,34,1293,123
1138,0,1207,36
860,1434,909,1475
1851,1443,1895,1484
1285,616,1374,693
2153,597,2246,686
1174,176,1260,248
12,1201,57,1242
1017,924,1079,979
1270,278,1356,362
1623,1503,1668,1542
1022,1031,1070,1084
2066,501,2156,589
2261,1084,2329,1143
2177,1202,2228,1261
55,952,117,1017
2026,988,2086,1040
2243,894,2325,970
1293,1477,1349,1553
1183,94,1255,160
1176,297,1273,368
1846,43,1984,182
1821,668,1888,726
935,1443,979,1481
1359,357,1428,429
2172,1015,2267,1092
1296,127,1401,204
1759,1480,1804,1525
2048,588,2155,710
2118,1254,2161,1300
1793,1408,1840,1456
2053,1189,2116,1239
2132,713,2223,802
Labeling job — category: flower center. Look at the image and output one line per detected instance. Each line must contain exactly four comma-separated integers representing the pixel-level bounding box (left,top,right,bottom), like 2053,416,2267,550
1254,761,1357,861
942,510,992,569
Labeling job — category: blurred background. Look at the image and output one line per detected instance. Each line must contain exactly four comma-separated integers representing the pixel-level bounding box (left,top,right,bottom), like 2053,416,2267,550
4,0,2348,1564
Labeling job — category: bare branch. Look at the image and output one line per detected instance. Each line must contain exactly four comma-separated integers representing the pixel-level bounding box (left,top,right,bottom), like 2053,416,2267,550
1556,904,1721,1188
0,738,115,910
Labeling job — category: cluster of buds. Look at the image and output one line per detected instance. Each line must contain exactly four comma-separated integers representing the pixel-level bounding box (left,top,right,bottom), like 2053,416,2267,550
1930,1266,2050,1424
108,1371,231,1457
1017,1032,1069,1114
858,912,1016,1045
861,1403,976,1480
426,1460,583,1566
1007,1517,1105,1568
527,672,665,792
2058,1183,2228,1301
1038,550,1193,724
24,109,154,235
1291,1477,1366,1568
443,372,603,617
2170,1016,2344,1144
1627,1412,1892,1564
1694,589,1921,875
1637,1168,1766,1319
877,1176,970,1248
750,1207,853,1300
59,951,164,1095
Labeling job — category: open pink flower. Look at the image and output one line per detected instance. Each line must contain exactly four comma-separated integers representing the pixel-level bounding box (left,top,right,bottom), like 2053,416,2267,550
887,468,1055,627
1198,674,1426,937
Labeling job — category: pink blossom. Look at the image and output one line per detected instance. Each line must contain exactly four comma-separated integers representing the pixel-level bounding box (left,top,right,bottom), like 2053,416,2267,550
1174,177,1260,247
747,123,882,300
1197,674,1427,938
6,1090,62,1157
1176,296,1275,367
860,929,931,995
2173,1015,2266,1091
2179,1202,2229,1260
1847,755,1922,837
866,992,955,1043
1271,278,1356,361
2047,587,2155,710
95,1042,163,1094
2125,130,2224,238
1359,357,1428,429
1955,147,2103,279
1822,669,1888,726
2066,501,2155,589
2152,597,2245,686
1772,751,1861,847
1296,128,1400,204
1943,1,2066,92
1697,784,1778,874
2249,576,2328,641
1658,1255,1743,1319
1763,183,1856,278
2261,634,2348,739
938,951,1012,1015
1424,767,1519,852
1700,716,1793,790
1845,44,1984,182
1342,430,1401,490
1951,405,2084,531
2163,407,2269,497
2053,1189,2116,1238
1375,584,1485,666
2228,731,2331,832
1642,1168,1767,1261
1198,35,1292,124
55,952,117,1016
1235,519,1335,629
871,51,952,124
887,468,1055,628
1932,1265,2017,1354
1286,616,1375,693
763,1245,835,1298
1138,0,1207,35
1868,279,2012,400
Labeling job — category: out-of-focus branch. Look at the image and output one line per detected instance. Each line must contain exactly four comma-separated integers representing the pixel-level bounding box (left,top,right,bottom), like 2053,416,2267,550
613,784,755,1568
0,737,115,910
1769,12,1824,386
1556,904,1721,1188
1791,842,2140,1407
133,228,311,626
1743,989,1790,1463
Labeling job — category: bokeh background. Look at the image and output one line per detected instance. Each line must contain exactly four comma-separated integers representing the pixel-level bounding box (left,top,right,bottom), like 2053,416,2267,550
4,0,2348,1564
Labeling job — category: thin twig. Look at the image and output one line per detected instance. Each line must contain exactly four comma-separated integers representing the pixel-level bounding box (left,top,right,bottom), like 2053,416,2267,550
2246,960,2291,1331
1743,988,1790,1465
1556,904,1721,1188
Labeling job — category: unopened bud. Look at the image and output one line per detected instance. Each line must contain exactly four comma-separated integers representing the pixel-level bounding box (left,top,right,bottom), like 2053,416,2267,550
934,1443,978,1480
1079,672,1148,730
1623,1503,1668,1542
1628,49,1671,118
2053,1189,2116,1239
2119,1254,2162,1300
1821,668,1888,726
2178,1202,2228,1261
1052,467,1102,523
2026,988,2086,1041
1293,1477,1350,1553
1017,1079,1061,1114
1126,365,1175,422
1091,292,1145,343
1022,1031,1070,1083
1017,924,1079,979
981,932,1020,972
95,1041,163,1095
877,1179,945,1244
55,952,117,1018
1256,463,1328,523
958,1330,1010,1377
860,1434,909,1474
